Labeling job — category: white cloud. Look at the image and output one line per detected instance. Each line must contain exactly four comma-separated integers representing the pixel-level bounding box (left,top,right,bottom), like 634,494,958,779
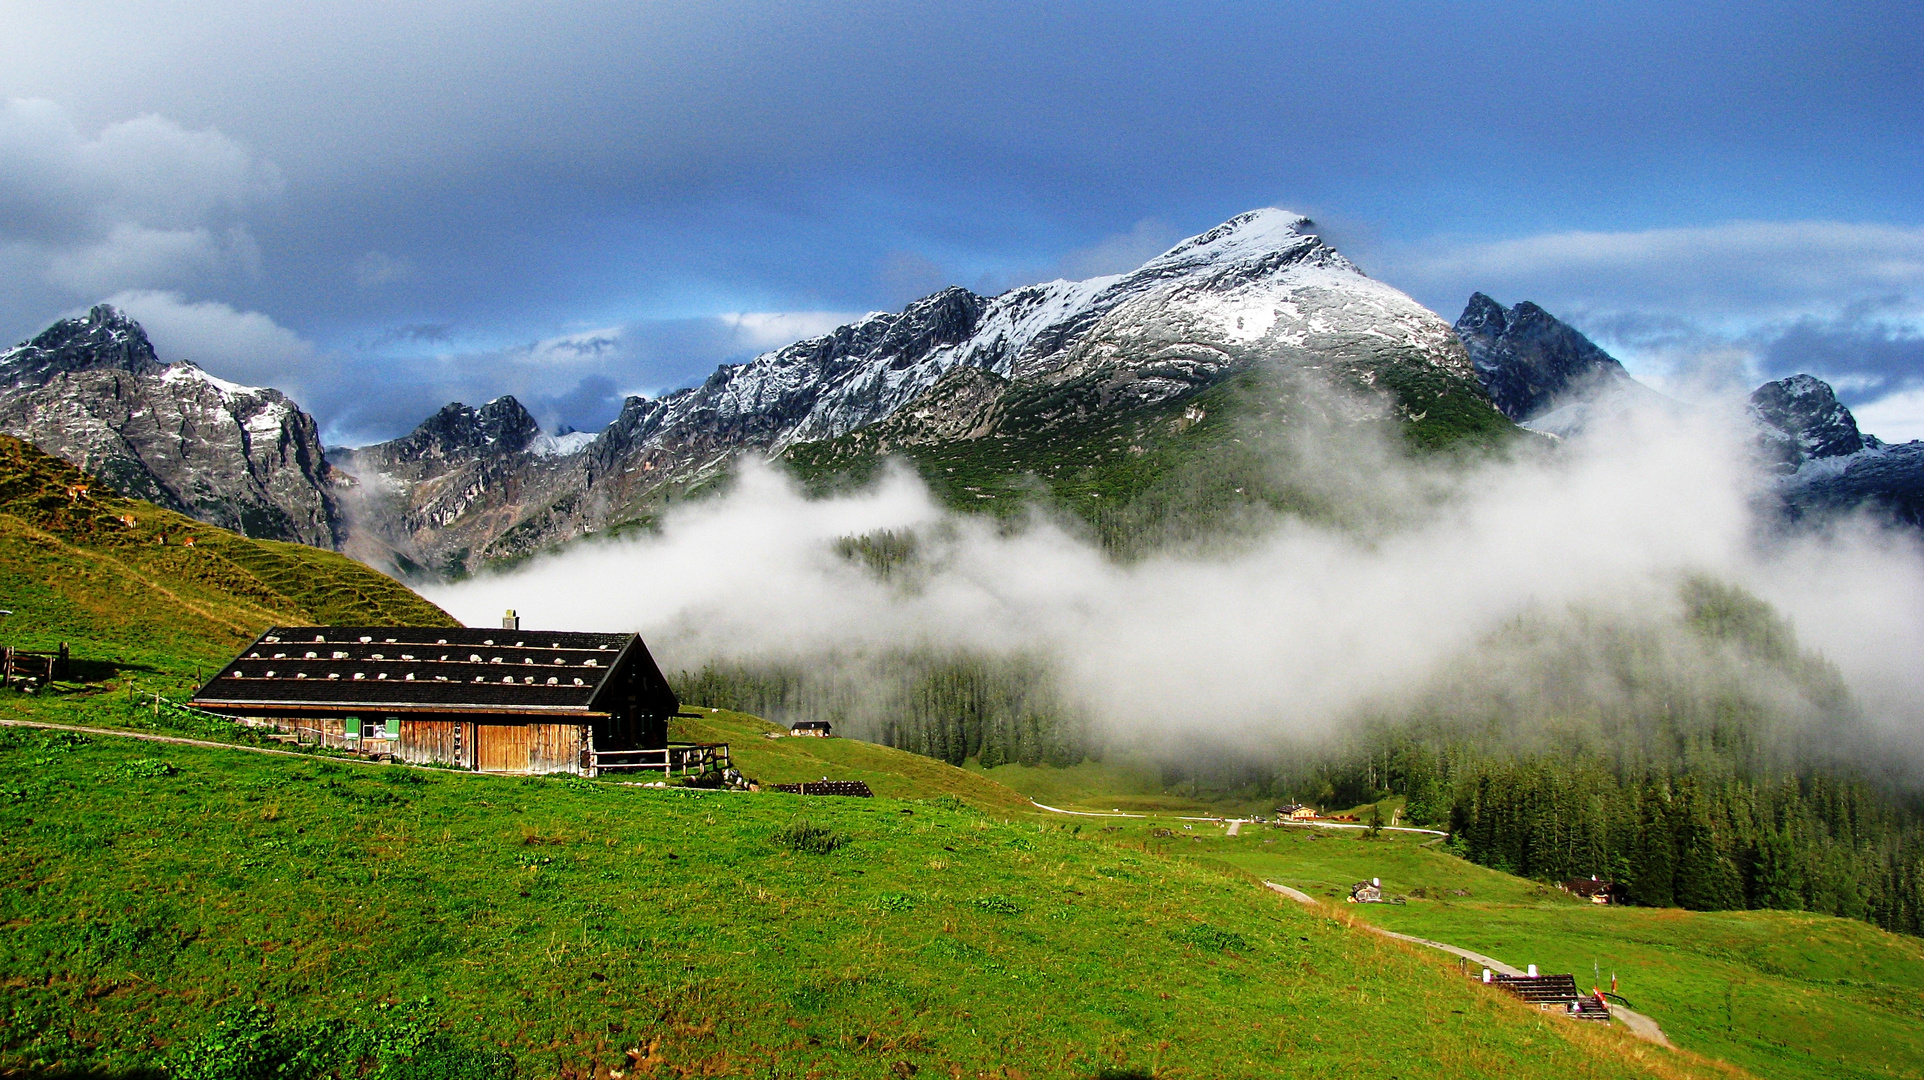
1851,388,1924,444
99,290,317,387
47,223,261,295
1050,218,1182,280
719,311,862,350
0,99,278,321
1391,220,1924,326
514,327,627,363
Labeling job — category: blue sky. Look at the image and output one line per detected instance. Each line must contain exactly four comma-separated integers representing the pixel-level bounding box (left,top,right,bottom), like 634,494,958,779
3,1,1921,443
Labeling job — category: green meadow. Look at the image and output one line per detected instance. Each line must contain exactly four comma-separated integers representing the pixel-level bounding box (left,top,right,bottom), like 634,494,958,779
0,720,1733,1080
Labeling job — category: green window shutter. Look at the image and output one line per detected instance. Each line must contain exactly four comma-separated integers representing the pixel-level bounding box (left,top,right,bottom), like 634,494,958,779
345,716,361,738
385,716,400,738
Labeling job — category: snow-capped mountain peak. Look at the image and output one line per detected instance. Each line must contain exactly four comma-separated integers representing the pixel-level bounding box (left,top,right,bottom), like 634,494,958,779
1140,208,1356,278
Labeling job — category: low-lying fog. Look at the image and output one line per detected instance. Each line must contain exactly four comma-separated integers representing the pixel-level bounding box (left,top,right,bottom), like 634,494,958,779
424,391,1924,768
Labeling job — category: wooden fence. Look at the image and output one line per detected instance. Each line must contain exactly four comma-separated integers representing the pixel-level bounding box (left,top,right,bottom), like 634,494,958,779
2,643,70,688
590,742,730,777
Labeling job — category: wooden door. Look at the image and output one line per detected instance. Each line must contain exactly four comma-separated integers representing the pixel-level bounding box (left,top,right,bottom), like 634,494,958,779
474,723,531,772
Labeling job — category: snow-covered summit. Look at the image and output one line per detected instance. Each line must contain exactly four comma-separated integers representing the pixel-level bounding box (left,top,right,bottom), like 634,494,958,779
160,360,270,402
1140,208,1357,280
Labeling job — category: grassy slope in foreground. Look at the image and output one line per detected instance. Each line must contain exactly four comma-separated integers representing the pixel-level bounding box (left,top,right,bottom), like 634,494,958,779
1181,821,1924,1080
0,433,454,692
0,721,1743,1080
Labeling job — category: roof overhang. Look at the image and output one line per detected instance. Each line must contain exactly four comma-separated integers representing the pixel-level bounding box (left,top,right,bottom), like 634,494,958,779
191,700,611,719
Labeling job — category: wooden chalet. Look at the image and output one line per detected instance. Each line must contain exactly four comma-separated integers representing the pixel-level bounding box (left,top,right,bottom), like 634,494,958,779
189,626,695,776
789,720,832,737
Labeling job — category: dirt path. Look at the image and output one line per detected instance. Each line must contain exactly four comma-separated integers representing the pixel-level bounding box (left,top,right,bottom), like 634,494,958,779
1261,880,1672,1048
1024,801,1448,836
0,718,375,762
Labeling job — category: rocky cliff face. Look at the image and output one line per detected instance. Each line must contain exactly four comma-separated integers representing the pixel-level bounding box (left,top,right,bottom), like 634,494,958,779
334,209,1499,573
0,305,342,547
330,396,592,576
1749,374,1867,471
1453,293,1655,433
1752,375,1924,527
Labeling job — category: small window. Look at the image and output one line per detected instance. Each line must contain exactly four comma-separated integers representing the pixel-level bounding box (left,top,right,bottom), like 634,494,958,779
345,716,361,739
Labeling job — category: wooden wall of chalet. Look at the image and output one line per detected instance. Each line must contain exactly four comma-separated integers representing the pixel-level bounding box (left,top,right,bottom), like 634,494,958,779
396,720,467,770
471,722,584,774
250,715,588,774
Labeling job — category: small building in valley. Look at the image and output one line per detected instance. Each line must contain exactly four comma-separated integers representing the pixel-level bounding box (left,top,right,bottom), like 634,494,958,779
1277,804,1317,821
1560,876,1626,905
789,720,833,737
189,626,687,775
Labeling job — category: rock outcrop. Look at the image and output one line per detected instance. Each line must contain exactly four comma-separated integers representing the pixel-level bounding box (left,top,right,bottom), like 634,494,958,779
1453,293,1659,435
1753,375,1924,527
0,305,342,547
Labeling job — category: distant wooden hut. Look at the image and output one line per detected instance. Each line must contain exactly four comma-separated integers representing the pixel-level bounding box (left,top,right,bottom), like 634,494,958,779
789,720,832,737
1276,804,1318,821
188,625,705,776
1559,876,1626,905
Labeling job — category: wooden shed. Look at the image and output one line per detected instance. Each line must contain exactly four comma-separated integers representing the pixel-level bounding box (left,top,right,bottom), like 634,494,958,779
189,625,682,775
1559,876,1626,905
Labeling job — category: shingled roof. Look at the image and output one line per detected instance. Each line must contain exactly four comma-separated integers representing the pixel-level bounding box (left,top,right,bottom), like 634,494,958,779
190,626,677,716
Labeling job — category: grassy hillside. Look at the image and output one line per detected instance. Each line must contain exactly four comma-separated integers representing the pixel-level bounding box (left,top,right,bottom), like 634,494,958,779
1,722,1745,1080
672,708,1037,813
0,433,454,689
971,757,1292,819
1148,821,1924,1080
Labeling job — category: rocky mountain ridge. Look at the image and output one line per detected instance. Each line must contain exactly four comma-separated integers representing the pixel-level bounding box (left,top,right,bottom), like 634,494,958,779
1453,293,1669,437
16,214,1921,579
1751,375,1924,527
0,305,342,548
1456,294,1924,528
331,208,1494,573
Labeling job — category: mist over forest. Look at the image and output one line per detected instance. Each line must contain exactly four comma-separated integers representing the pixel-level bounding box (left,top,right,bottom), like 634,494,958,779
428,382,1924,934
